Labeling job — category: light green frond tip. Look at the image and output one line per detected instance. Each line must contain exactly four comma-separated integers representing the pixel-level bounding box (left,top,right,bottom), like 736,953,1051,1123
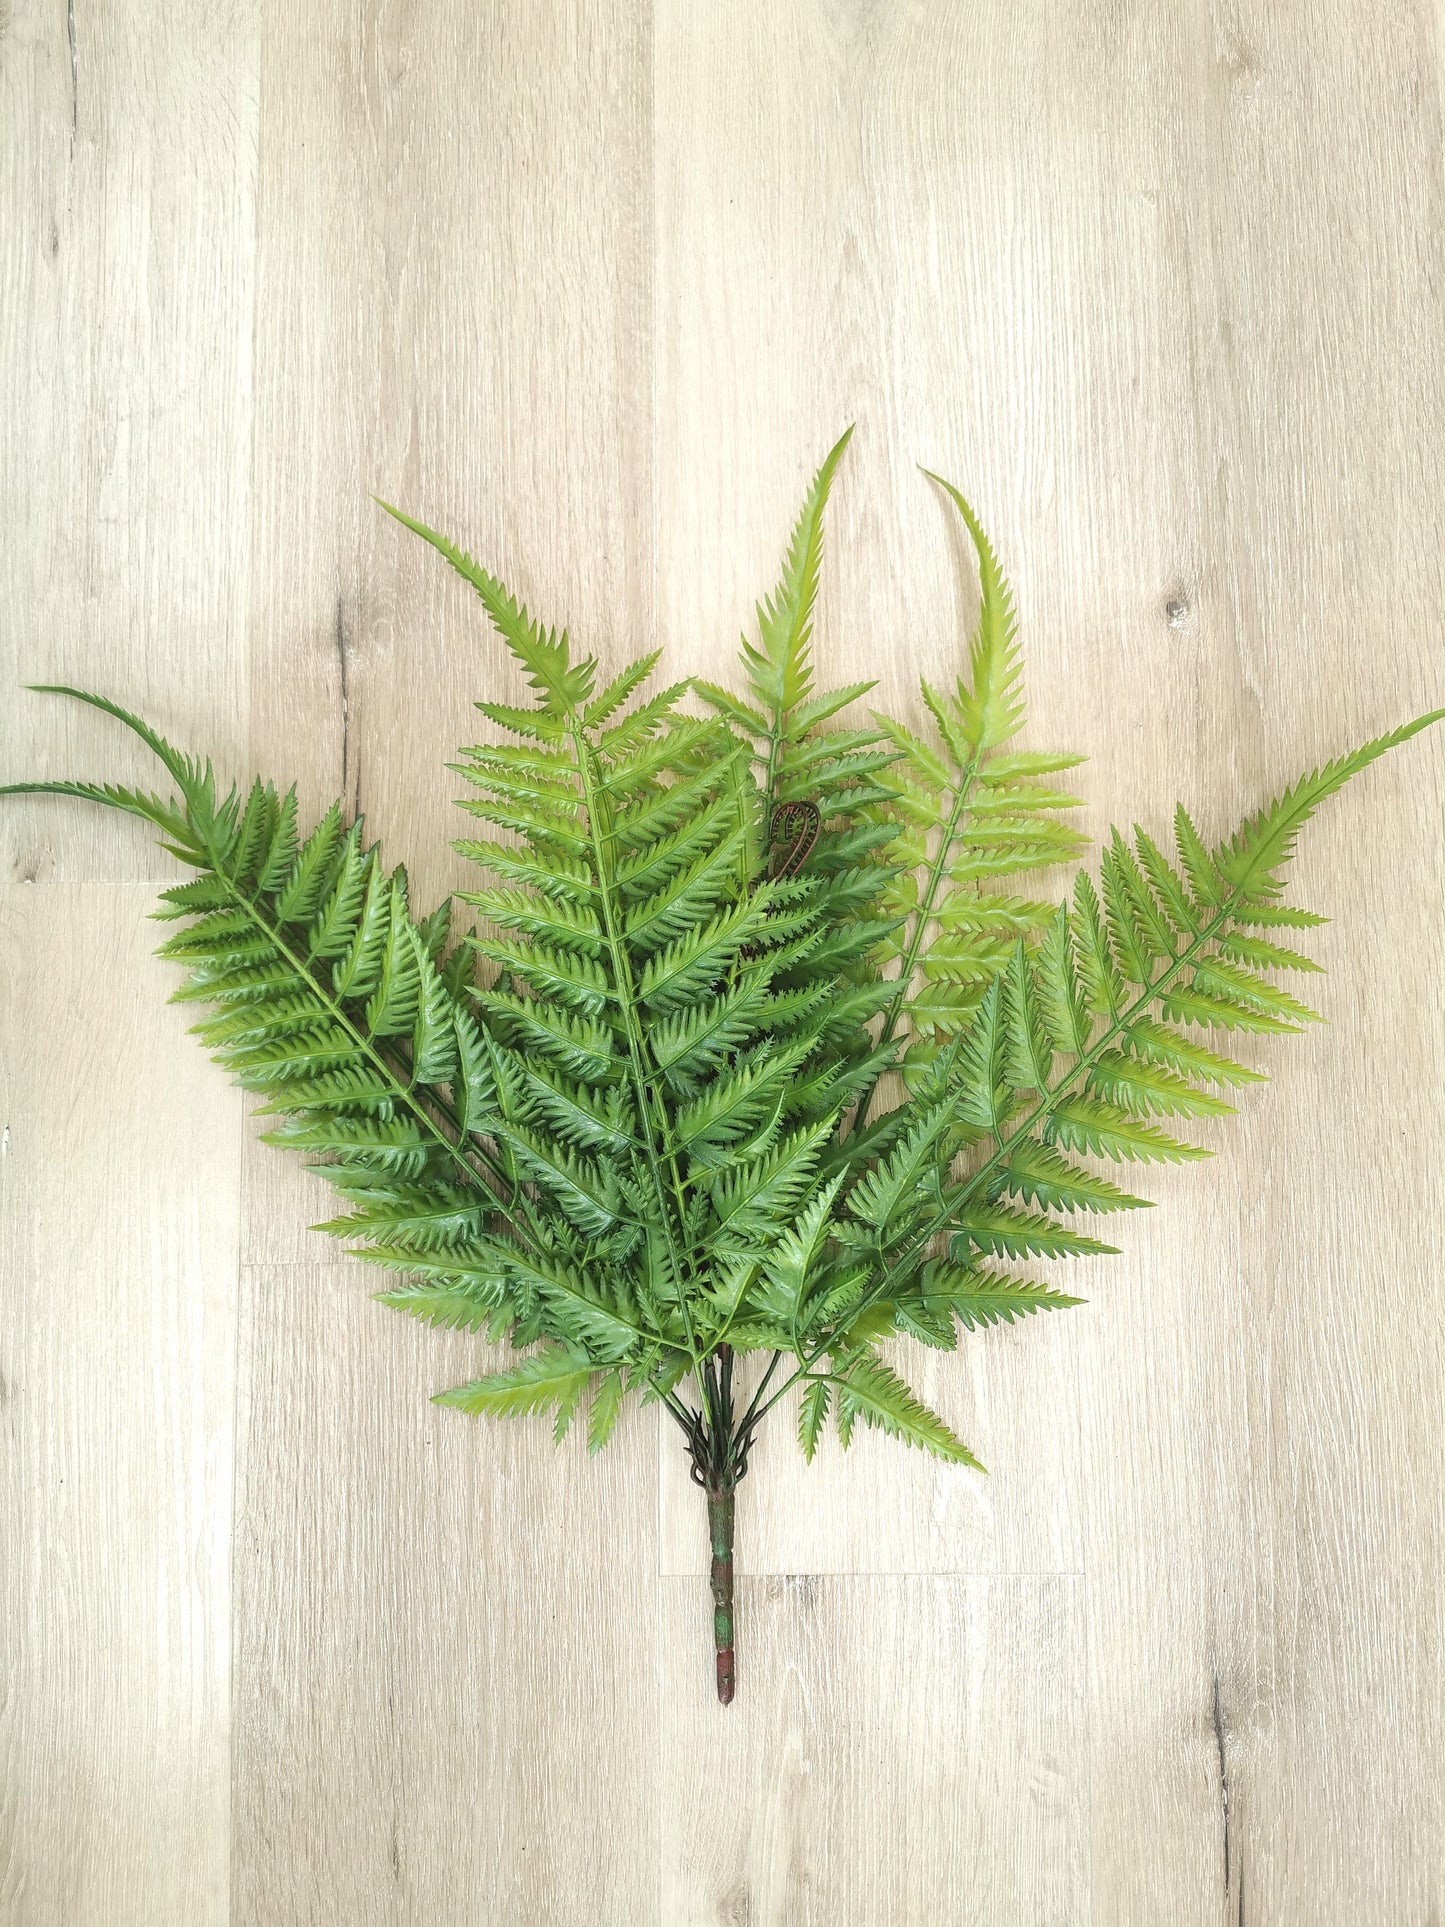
375,498,596,713
921,471,1025,752
1213,709,1445,901
742,426,853,718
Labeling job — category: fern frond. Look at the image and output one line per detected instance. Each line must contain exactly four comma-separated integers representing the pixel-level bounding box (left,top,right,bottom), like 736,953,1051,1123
1000,1141,1151,1214
1086,1050,1235,1120
1047,1096,1209,1164
374,1281,506,1335
463,885,604,955
950,1203,1118,1260
637,891,780,1012
709,1118,835,1240
584,651,664,727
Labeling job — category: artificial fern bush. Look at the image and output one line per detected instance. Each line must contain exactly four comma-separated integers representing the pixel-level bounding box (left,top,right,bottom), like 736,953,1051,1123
6,435,1439,1704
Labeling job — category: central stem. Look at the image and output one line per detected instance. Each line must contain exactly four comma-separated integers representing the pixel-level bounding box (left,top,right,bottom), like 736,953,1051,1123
692,1342,742,1704
706,1482,737,1704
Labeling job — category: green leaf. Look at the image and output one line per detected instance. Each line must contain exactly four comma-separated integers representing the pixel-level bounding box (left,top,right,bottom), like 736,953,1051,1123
1192,957,1321,1025
1234,903,1329,930
788,680,876,737
495,1123,625,1237
587,1370,626,1453
1159,986,1304,1035
1216,932,1322,974
955,980,1012,1135
435,1347,595,1419
798,1378,830,1461
919,678,973,769
869,710,950,787
1087,1049,1235,1120
754,1177,844,1330
950,1203,1118,1260
1071,871,1119,1019
693,679,769,734
1003,942,1053,1092
331,860,391,1000
1133,825,1197,934
583,650,663,726
1037,906,1090,1057
923,1263,1084,1331
464,884,603,954
470,935,611,1014
274,801,345,924
1001,1140,1152,1214
455,838,593,904
475,988,617,1085
637,891,779,1012
365,880,424,1036
308,827,372,959
830,1354,982,1466
1174,804,1223,906
598,681,693,756
1048,1095,1210,1164
1122,1019,1263,1089
490,1238,650,1360
375,1282,503,1333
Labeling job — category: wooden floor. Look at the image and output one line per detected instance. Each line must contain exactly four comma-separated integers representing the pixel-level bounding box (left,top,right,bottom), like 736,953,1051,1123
3,3,1444,1921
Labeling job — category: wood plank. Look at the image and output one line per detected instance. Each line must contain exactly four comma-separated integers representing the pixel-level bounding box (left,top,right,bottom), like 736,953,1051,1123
1060,2,1445,1917
231,1264,659,1926
659,1574,1085,1924
0,887,239,1923
2,0,1443,1918
0,0,257,885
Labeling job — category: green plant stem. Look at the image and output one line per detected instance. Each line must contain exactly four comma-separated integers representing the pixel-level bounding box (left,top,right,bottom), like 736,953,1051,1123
378,1039,528,1212
730,1349,783,1453
855,752,982,1128
656,1386,701,1440
570,718,703,1367
707,1482,737,1705
226,877,523,1212
759,703,788,837
687,1341,741,1706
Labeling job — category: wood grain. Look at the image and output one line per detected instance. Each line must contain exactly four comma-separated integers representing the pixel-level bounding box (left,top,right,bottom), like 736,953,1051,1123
0,0,257,887
0,891,239,1922
3,0,1444,1920
659,1574,1085,1924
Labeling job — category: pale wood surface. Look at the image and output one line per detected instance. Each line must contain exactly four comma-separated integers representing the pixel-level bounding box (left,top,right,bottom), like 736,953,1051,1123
3,2,1444,1921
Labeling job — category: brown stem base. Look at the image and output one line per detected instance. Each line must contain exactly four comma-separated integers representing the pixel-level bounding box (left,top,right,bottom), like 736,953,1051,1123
707,1483,736,1705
